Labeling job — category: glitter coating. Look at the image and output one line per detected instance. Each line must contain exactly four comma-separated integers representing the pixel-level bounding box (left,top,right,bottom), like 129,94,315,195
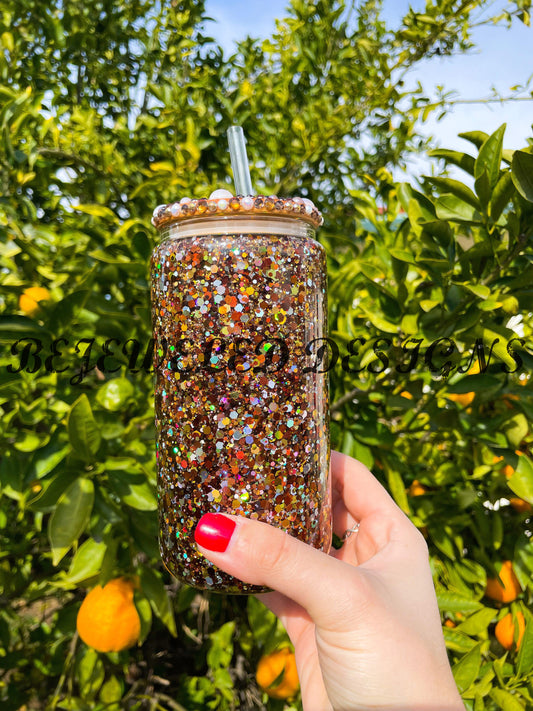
151,215,331,593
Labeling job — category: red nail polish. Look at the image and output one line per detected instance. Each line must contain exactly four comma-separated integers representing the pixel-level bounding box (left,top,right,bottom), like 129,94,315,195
195,513,236,552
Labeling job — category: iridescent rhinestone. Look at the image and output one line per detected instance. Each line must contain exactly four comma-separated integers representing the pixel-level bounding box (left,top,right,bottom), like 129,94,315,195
241,196,254,210
209,188,233,199
180,197,191,204
153,204,166,220
170,203,181,216
207,199,218,212
302,198,314,214
217,199,229,210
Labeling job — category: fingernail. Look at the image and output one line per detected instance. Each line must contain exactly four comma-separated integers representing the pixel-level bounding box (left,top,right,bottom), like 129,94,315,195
195,513,236,552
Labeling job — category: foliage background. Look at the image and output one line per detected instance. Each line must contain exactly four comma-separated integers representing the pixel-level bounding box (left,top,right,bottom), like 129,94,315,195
1,0,532,709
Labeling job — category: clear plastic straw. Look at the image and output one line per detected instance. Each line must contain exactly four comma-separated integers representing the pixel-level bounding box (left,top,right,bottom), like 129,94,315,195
227,125,254,196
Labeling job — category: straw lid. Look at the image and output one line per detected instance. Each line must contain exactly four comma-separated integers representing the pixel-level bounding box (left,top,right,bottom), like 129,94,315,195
151,193,323,230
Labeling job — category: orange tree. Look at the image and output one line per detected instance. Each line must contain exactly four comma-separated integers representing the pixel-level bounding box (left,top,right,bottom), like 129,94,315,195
327,125,533,709
1,0,532,709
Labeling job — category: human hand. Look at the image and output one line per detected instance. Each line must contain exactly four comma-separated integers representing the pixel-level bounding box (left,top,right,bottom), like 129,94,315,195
194,451,464,711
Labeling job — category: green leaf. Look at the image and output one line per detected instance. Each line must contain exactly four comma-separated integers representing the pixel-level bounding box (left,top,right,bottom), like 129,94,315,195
88,249,134,265
490,688,526,711
384,464,410,514
475,124,506,189
359,261,385,281
452,643,482,694
28,470,80,512
67,394,102,461
508,455,533,504
32,439,70,479
511,150,533,202
389,248,417,264
359,306,398,333
503,413,529,449
437,592,483,614
76,204,119,220
95,378,134,411
490,171,515,221
459,130,489,149
48,478,95,565
463,284,491,300
65,537,107,584
135,595,152,644
99,676,123,705
0,315,49,341
479,326,518,372
14,430,47,452
139,565,176,636
474,168,491,210
76,647,105,699
516,610,533,678
456,607,496,636
247,596,277,645
443,626,478,653
107,469,157,511
428,149,475,176
207,621,235,670
424,176,480,209
435,195,480,223
406,192,437,236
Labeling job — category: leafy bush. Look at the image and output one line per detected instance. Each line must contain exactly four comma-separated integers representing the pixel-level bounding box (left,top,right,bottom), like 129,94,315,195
1,1,532,709
328,126,533,709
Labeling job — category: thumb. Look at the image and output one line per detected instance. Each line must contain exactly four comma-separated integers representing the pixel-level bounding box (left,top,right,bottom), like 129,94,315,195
194,512,362,627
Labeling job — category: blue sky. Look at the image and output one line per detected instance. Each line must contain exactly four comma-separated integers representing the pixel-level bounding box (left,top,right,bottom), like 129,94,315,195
204,0,533,178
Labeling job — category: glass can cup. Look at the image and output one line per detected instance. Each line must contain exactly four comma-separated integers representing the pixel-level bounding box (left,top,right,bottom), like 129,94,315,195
150,195,331,593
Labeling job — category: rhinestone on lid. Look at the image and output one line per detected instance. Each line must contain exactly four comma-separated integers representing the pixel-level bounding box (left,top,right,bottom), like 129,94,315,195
152,194,322,229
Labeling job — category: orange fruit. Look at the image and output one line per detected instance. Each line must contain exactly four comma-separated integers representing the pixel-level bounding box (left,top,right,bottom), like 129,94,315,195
19,286,50,316
447,392,475,407
509,497,533,513
408,480,427,497
256,647,299,700
76,577,141,653
501,450,524,479
495,611,526,651
400,391,413,400
444,619,456,628
485,561,522,603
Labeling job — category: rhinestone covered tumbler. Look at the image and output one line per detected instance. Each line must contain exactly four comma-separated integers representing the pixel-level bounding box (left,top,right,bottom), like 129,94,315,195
150,196,331,593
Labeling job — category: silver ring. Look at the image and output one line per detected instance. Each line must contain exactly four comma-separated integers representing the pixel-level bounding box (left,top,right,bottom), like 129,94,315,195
342,523,360,541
